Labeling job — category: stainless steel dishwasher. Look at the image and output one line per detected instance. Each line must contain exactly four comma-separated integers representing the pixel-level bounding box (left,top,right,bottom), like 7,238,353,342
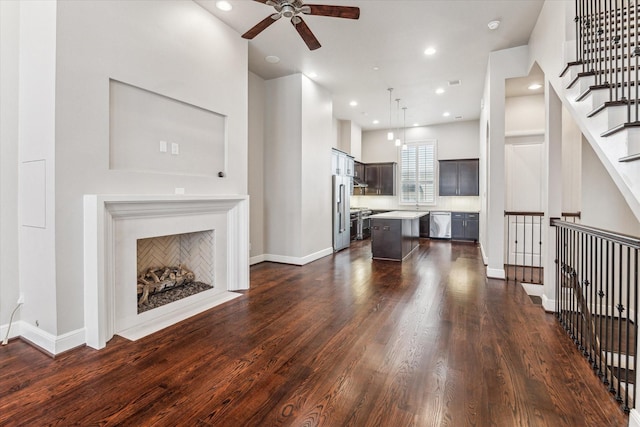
429,211,451,239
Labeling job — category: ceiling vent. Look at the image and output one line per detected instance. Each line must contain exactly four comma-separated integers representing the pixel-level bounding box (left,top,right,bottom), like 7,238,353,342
455,115,464,120
448,79,462,87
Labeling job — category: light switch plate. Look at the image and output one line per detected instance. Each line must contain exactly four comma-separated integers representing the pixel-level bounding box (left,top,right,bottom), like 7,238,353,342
171,142,179,155
159,140,167,152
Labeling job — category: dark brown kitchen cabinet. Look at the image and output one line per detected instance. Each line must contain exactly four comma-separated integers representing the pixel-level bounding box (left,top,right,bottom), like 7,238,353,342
364,162,396,195
451,212,479,241
439,159,479,196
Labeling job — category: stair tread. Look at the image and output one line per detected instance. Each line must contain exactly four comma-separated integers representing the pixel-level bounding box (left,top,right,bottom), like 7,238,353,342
601,120,640,137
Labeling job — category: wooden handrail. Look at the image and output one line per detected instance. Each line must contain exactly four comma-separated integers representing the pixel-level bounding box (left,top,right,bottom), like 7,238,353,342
551,218,640,249
504,211,544,217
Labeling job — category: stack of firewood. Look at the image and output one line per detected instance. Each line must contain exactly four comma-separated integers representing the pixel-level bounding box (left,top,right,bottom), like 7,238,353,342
137,264,195,305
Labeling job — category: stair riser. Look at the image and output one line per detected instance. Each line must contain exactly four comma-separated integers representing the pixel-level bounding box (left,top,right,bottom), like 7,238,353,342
591,105,629,130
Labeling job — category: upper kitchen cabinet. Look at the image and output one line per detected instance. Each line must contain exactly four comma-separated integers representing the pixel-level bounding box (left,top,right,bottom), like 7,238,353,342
331,148,354,176
364,162,396,195
439,159,479,196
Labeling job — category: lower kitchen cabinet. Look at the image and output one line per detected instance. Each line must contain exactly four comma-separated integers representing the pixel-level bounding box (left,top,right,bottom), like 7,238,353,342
451,212,479,241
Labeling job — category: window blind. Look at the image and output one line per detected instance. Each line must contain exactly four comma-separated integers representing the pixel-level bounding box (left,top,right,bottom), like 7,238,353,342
400,142,436,204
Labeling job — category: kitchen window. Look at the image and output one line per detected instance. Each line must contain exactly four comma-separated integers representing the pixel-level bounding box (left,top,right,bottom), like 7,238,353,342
400,141,436,205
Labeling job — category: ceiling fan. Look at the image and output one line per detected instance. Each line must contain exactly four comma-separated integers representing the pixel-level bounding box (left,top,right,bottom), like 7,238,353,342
241,0,360,51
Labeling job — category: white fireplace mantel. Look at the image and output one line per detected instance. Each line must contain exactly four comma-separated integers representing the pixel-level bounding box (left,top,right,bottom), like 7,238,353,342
83,194,249,349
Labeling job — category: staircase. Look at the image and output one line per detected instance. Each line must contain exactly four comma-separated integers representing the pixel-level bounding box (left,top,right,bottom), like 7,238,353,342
557,0,640,223
546,3,640,413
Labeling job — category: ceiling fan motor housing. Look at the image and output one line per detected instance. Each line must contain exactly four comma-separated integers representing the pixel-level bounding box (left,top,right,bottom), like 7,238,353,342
281,5,295,18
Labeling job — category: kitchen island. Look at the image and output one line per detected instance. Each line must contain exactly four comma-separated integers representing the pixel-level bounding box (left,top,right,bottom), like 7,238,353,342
369,211,427,261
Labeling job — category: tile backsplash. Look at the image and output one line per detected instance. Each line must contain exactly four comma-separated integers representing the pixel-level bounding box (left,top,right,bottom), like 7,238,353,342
352,195,481,212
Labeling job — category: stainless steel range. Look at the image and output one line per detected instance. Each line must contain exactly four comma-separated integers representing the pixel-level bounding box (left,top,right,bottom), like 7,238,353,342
350,207,372,240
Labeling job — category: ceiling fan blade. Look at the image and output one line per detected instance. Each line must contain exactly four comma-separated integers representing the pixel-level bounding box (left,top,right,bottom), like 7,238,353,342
291,17,321,50
242,15,279,39
304,5,360,19
253,0,271,4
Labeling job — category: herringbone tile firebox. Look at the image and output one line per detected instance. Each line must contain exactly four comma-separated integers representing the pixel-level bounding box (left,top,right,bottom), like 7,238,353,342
136,230,215,286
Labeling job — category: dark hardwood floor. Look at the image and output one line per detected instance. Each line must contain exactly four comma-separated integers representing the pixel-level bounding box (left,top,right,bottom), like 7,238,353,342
0,239,629,426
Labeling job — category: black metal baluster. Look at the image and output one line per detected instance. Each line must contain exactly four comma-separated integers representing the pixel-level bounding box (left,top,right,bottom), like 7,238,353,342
633,0,640,121
623,245,631,411
633,247,638,407
587,232,597,368
531,215,535,283
605,240,612,388
523,216,527,283
598,237,605,377
628,0,634,122
610,240,617,393
506,214,511,281
539,216,543,284
582,231,588,355
616,0,621,101
616,243,624,402
611,0,616,100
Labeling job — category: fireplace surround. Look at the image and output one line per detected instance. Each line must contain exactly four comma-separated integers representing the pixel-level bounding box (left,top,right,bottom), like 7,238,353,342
83,195,249,349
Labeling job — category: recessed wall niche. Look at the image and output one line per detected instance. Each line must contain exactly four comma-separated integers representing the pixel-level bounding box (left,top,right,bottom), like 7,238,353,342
109,79,226,176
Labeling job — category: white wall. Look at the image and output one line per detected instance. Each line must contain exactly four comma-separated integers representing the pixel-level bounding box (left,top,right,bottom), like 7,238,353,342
301,77,333,256
505,95,545,134
582,139,640,235
480,46,530,279
10,0,248,340
504,94,545,212
264,75,303,258
18,0,59,337
357,120,481,211
0,0,21,332
248,72,265,261
264,74,333,263
337,120,362,161
355,120,481,211
561,105,582,213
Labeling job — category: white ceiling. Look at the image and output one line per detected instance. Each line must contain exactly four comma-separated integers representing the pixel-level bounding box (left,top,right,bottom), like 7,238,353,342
197,0,545,131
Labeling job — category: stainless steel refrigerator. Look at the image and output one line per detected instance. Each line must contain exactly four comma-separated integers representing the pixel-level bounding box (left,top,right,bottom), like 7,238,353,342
333,175,351,251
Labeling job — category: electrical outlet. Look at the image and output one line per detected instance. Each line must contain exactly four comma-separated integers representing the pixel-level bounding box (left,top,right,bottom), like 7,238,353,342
17,294,24,304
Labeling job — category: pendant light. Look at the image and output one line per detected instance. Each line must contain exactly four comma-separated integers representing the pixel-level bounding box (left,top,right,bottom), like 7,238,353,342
387,88,394,141
394,99,402,147
402,107,408,150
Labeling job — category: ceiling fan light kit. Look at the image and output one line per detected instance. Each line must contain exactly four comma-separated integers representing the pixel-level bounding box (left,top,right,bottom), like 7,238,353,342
242,0,360,51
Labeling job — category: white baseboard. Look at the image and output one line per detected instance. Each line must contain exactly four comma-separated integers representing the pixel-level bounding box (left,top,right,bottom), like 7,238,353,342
521,282,543,296
19,321,86,355
262,247,333,266
0,320,21,343
250,254,265,265
480,243,488,265
486,267,505,279
542,294,556,312
630,409,640,427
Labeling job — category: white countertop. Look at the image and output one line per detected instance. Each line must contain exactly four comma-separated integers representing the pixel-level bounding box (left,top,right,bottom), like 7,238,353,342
369,211,428,220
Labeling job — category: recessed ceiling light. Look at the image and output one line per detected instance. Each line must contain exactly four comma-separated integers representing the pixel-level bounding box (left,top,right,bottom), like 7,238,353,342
488,20,501,30
349,101,358,107
308,72,318,78
265,55,280,64
435,88,445,95
528,83,542,90
373,119,380,124
373,66,380,71
216,1,232,11
424,47,437,56
443,112,451,117
413,123,419,127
